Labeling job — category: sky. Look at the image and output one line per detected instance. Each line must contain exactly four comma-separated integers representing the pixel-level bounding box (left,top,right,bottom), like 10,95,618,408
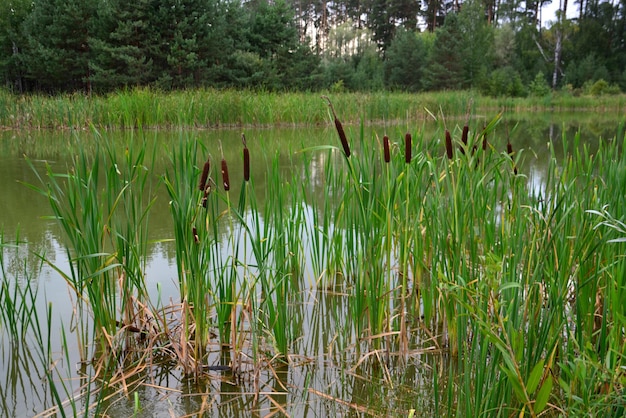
541,0,580,26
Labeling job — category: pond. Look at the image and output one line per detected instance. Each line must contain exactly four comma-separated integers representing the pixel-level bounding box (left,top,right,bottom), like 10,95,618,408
1,111,625,417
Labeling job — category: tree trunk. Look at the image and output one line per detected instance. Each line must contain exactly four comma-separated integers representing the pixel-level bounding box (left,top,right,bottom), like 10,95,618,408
552,0,568,89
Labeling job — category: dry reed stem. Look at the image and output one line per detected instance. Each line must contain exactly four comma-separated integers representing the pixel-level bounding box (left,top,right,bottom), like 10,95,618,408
308,388,375,415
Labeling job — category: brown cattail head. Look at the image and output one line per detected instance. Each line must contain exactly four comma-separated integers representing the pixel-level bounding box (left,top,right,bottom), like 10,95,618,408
198,158,210,191
243,147,250,182
243,147,250,181
241,133,250,182
445,130,453,160
405,132,412,164
323,96,350,158
335,116,350,157
192,227,199,244
221,159,230,191
383,135,390,163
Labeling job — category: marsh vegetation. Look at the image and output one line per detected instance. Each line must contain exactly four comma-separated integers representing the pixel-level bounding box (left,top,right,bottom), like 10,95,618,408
1,96,625,416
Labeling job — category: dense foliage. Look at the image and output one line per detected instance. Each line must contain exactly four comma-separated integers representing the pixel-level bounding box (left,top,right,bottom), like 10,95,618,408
1,0,625,95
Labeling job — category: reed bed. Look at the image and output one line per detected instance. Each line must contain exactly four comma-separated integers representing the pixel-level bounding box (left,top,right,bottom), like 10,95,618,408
2,87,625,130
7,98,626,415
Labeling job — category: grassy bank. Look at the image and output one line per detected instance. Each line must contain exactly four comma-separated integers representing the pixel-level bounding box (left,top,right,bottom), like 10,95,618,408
1,88,625,129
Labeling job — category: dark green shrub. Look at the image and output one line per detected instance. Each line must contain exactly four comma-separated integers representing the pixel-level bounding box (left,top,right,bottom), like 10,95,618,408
528,72,551,97
482,66,525,97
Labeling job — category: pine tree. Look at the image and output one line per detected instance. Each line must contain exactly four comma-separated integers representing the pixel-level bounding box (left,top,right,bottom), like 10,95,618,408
89,0,158,91
21,0,97,92
425,13,464,90
384,29,432,91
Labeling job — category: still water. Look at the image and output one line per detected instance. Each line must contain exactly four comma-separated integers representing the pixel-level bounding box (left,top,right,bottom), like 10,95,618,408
0,111,624,417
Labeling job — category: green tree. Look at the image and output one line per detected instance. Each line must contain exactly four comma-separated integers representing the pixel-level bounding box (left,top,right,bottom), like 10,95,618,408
246,0,319,90
493,24,516,67
425,13,464,90
568,0,625,86
422,0,448,32
384,29,432,91
353,44,385,91
457,0,494,88
513,22,550,85
154,0,228,89
21,0,97,92
89,0,159,91
0,0,30,92
483,65,525,96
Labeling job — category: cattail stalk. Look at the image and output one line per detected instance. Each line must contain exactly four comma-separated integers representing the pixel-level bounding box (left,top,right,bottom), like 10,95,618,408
322,96,350,158
221,159,230,191
383,135,390,163
405,132,412,164
198,158,210,191
445,130,453,160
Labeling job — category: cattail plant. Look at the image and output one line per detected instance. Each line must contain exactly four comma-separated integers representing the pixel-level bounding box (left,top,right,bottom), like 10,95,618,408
445,129,454,160
405,132,412,164
322,96,350,158
242,134,250,182
383,135,390,163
